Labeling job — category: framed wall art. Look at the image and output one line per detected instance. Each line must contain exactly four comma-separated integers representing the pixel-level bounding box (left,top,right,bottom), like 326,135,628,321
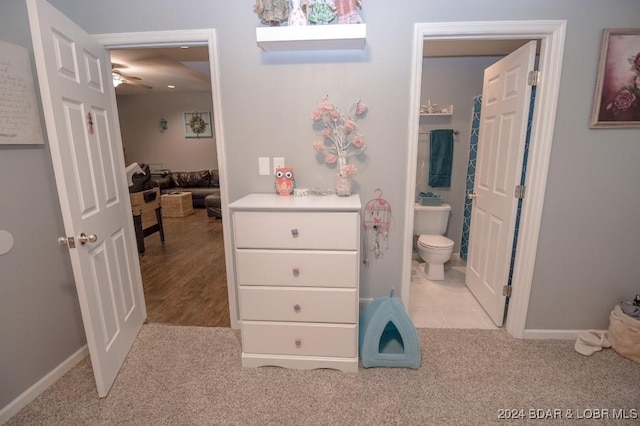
0,40,44,144
590,28,640,128
183,111,212,138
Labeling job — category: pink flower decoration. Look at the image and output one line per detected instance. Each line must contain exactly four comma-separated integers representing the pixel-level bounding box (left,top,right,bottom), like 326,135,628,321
325,154,337,164
330,111,341,121
344,120,356,132
355,102,367,115
310,110,322,121
352,137,364,148
320,101,333,112
313,141,325,151
342,164,357,176
322,128,333,137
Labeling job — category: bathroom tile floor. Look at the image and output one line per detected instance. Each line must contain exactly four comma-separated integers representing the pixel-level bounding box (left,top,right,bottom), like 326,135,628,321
409,259,498,329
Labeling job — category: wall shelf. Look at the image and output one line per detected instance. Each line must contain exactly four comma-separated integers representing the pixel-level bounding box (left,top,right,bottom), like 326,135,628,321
419,105,453,116
256,24,366,52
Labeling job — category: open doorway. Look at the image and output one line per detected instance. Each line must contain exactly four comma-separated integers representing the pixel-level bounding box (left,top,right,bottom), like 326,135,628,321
408,39,538,330
109,45,229,327
401,21,566,338
95,29,237,329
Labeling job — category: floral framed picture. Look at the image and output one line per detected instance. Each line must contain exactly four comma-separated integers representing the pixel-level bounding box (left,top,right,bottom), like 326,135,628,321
183,111,212,138
590,28,640,128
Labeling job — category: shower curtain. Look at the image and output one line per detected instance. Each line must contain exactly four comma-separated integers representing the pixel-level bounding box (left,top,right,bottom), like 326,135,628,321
460,96,481,261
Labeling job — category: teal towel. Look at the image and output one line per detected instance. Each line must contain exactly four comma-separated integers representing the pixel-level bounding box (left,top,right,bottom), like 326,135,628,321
429,129,454,187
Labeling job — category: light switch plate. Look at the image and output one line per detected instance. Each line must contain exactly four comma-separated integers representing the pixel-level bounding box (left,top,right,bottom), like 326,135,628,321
273,157,285,174
258,157,270,175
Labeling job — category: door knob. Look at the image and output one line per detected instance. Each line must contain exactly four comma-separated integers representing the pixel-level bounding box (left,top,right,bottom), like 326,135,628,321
466,192,477,200
78,233,98,245
58,236,76,248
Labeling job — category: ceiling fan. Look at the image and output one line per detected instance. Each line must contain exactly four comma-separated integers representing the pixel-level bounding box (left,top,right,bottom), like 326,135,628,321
111,63,152,90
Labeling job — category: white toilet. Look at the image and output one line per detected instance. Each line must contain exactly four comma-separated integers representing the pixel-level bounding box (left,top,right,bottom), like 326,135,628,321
413,203,454,281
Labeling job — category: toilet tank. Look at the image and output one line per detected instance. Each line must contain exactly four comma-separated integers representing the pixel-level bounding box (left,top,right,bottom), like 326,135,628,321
413,203,451,235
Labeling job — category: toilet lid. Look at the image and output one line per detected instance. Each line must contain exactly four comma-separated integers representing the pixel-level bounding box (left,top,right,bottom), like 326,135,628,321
418,235,454,249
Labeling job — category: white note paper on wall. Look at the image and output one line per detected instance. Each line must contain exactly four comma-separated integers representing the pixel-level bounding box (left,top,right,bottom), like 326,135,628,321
0,39,44,145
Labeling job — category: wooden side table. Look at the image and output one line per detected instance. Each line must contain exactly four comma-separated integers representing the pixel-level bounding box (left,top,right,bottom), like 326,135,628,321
130,187,165,254
161,192,194,217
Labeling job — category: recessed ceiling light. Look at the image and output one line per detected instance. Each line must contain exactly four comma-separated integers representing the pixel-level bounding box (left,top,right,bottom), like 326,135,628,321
167,85,176,89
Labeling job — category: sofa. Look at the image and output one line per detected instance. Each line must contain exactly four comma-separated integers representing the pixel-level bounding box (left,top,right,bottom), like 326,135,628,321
152,169,221,218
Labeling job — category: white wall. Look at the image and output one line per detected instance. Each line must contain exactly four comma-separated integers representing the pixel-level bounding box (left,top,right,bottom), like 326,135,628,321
418,56,501,252
117,91,217,171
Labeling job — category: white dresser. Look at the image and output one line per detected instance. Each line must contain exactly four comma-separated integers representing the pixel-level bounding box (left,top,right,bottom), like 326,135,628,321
229,193,361,372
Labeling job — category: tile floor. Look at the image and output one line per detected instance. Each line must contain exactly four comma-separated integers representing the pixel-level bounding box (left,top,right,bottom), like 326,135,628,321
408,259,497,329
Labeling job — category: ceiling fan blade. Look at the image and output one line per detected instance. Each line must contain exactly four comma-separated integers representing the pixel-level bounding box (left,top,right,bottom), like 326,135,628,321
124,79,152,90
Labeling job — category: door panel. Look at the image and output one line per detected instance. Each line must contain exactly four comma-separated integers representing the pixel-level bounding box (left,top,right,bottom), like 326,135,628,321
28,0,146,397
466,40,537,327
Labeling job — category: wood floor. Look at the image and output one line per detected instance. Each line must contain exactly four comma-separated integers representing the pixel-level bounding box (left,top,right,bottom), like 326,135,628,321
138,208,230,327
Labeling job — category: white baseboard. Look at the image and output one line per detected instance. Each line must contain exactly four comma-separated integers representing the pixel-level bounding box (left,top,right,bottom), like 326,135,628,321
359,297,373,312
0,345,88,424
523,329,607,340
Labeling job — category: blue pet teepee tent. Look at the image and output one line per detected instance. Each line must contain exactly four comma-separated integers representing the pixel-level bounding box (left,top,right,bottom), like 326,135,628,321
359,289,421,369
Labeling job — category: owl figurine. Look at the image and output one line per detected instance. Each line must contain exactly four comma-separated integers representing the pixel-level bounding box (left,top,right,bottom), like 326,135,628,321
275,167,295,196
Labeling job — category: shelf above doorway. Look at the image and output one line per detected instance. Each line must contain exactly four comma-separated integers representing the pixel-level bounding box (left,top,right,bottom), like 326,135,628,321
256,24,366,52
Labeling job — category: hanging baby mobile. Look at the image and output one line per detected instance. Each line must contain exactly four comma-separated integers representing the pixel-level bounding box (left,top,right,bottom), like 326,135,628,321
254,0,363,26
363,189,392,264
311,96,367,196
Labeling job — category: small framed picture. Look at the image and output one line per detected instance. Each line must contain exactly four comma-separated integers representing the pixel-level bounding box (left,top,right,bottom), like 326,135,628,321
183,111,212,138
590,28,640,128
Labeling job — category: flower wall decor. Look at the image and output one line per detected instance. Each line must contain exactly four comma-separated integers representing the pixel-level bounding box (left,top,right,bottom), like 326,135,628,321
311,96,367,195
590,28,640,128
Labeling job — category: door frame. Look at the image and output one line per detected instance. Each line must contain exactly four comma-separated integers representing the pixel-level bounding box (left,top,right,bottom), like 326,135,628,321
401,21,566,338
94,30,237,329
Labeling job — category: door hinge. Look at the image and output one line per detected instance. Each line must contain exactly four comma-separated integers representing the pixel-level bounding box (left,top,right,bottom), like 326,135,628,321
527,70,540,86
503,285,512,297
514,185,526,199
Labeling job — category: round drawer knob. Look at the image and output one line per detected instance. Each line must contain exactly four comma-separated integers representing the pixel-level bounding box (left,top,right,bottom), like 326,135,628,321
292,268,300,277
291,228,299,237
293,304,301,312
295,338,302,348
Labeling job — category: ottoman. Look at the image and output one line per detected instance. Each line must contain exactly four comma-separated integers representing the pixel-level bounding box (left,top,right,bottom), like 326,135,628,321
204,193,222,219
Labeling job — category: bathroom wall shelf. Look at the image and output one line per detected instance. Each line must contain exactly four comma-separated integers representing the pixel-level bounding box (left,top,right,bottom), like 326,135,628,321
256,24,366,52
419,105,454,116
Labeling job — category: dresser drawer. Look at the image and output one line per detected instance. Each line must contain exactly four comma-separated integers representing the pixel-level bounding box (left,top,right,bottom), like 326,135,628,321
234,211,359,250
242,322,357,358
239,287,357,323
236,249,358,288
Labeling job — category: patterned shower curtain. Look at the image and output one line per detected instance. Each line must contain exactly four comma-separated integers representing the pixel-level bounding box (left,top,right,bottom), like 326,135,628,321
460,96,481,261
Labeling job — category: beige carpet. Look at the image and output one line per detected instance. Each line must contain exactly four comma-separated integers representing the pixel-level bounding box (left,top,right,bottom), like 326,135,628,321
7,324,639,425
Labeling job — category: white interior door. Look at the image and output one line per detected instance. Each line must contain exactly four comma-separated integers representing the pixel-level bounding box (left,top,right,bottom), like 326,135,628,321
466,41,537,327
27,0,146,397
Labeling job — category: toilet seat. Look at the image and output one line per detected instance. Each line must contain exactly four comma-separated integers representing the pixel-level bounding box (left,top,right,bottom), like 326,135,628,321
417,235,454,249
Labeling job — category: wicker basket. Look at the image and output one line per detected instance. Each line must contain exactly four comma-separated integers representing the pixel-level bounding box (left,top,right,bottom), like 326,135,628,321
417,192,442,206
161,192,193,217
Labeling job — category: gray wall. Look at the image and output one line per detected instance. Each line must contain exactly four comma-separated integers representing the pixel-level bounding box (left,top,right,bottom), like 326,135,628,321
0,0,85,410
2,0,640,413
117,91,217,171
